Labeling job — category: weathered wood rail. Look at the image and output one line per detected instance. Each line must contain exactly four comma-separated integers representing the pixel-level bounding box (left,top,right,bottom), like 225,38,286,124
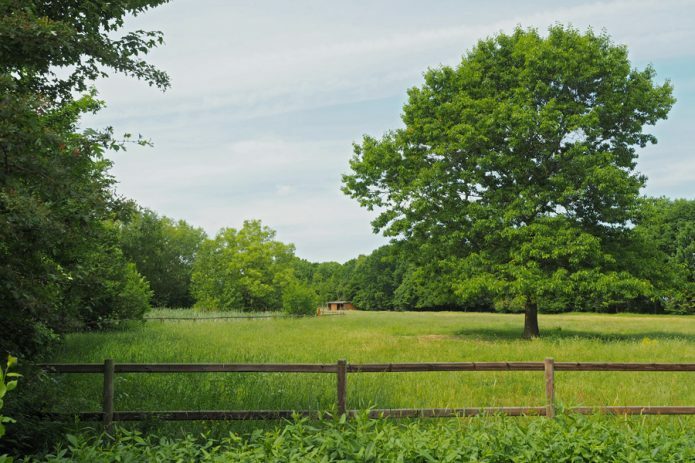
39,359,695,426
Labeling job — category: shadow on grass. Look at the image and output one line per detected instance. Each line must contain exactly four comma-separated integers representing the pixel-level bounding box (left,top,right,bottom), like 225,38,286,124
453,326,695,342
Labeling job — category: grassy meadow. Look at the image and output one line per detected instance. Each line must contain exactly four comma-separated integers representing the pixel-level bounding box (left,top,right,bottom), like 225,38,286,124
46,311,694,424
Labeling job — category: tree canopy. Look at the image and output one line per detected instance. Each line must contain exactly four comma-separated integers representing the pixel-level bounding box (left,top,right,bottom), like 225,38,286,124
191,220,303,312
0,0,170,101
634,198,695,314
343,26,675,336
0,0,169,357
119,209,207,308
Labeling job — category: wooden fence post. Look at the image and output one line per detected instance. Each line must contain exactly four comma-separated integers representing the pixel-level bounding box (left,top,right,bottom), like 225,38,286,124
103,359,115,428
337,359,347,416
544,357,555,418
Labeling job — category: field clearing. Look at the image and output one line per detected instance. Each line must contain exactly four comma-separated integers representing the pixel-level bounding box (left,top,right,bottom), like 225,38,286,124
44,311,695,429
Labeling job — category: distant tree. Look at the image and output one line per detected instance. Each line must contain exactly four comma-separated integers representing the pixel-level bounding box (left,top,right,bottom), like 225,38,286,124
634,198,695,314
120,209,206,308
343,26,674,337
191,220,297,311
345,245,405,310
394,259,473,311
290,259,340,305
291,258,316,286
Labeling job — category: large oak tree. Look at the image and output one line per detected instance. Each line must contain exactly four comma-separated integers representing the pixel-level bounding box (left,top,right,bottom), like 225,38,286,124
343,26,674,337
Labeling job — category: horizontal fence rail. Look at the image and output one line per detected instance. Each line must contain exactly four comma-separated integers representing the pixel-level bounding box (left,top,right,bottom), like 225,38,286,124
144,311,346,321
38,359,695,426
109,311,347,323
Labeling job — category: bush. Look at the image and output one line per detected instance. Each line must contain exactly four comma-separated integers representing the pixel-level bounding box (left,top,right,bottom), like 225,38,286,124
69,247,152,328
282,282,318,315
113,263,153,321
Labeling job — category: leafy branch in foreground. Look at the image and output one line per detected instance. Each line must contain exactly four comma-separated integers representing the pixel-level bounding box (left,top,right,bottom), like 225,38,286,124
0,356,20,440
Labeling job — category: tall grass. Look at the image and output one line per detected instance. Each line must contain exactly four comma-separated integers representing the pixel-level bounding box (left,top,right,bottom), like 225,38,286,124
44,312,693,426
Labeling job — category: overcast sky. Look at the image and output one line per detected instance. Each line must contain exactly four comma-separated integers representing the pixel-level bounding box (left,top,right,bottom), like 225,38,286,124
85,0,695,262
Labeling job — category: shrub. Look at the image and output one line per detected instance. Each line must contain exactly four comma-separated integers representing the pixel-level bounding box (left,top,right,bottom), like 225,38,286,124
282,282,318,315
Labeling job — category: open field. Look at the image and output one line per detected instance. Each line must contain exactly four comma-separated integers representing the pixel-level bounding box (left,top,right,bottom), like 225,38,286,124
46,311,694,422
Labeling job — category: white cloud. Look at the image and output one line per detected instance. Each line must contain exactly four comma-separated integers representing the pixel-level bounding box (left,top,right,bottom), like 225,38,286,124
91,0,695,120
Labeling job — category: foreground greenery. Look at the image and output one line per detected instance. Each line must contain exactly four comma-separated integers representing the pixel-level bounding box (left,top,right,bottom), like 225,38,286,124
30,413,695,462
0,356,19,441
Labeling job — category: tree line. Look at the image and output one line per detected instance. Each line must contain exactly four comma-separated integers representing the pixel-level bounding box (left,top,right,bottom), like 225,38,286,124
117,197,694,320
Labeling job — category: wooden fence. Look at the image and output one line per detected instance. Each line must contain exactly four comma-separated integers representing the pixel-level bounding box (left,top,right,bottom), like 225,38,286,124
142,311,346,322
39,359,695,426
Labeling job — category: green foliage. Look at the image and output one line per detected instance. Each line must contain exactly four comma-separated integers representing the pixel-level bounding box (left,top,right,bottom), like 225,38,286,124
0,0,170,101
32,413,695,462
0,356,20,441
394,258,470,310
291,260,352,305
282,281,318,315
0,0,168,357
343,26,675,335
119,209,206,308
0,83,152,356
65,238,153,328
635,197,695,314
191,220,297,311
345,246,405,311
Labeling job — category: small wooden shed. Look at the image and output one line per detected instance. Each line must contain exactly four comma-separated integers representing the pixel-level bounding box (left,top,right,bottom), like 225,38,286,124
326,300,355,311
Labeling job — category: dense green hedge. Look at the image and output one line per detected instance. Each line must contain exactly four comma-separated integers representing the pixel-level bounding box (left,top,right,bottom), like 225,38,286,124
28,413,694,462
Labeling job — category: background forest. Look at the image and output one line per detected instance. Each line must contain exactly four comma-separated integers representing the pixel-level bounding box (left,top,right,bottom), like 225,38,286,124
119,197,695,317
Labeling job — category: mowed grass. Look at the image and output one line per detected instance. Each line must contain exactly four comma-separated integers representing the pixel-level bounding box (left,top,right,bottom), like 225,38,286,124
48,311,694,422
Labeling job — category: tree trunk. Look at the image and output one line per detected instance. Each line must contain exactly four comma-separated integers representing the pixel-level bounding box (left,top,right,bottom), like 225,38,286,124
523,299,540,338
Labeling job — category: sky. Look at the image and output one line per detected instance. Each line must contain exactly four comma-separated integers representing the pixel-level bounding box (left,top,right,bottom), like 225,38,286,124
85,0,695,263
